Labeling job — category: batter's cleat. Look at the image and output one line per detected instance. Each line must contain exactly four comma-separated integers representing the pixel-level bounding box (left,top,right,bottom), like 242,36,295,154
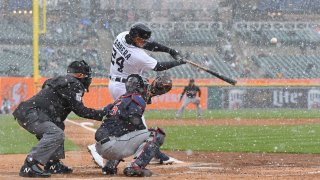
102,166,117,175
150,152,175,165
123,166,152,177
44,160,73,174
19,160,51,178
87,144,104,167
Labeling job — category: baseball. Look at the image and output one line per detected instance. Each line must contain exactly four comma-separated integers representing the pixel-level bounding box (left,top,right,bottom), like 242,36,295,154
270,37,277,44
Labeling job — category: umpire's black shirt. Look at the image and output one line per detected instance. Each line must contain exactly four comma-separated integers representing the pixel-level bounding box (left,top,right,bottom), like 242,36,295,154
13,75,106,125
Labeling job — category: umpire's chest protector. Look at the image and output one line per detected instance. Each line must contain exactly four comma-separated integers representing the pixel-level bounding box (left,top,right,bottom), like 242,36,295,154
13,75,85,123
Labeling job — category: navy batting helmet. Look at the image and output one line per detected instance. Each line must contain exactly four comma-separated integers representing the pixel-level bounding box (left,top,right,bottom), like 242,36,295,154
129,22,152,40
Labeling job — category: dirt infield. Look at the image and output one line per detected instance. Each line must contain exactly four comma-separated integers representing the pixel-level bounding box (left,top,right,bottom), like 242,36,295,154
1,119,320,179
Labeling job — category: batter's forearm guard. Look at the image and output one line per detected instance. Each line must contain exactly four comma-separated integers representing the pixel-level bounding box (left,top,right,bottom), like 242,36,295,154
143,41,171,53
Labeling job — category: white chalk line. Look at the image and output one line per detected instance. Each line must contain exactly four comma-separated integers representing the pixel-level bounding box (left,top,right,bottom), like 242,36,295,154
66,119,96,133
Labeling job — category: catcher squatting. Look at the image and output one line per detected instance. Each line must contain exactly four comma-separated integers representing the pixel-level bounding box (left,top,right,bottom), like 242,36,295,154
95,73,173,177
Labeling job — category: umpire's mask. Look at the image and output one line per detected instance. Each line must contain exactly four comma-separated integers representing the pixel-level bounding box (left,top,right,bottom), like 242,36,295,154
67,60,92,92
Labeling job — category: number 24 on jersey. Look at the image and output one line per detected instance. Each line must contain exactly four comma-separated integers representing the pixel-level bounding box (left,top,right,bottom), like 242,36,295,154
111,47,125,72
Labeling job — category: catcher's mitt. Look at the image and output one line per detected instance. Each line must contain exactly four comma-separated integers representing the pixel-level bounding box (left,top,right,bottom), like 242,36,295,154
148,72,172,97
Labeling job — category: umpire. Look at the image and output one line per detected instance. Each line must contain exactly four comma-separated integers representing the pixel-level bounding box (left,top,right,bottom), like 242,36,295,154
13,60,108,178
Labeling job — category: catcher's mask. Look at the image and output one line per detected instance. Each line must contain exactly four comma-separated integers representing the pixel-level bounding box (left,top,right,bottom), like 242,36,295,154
125,74,149,100
67,60,92,92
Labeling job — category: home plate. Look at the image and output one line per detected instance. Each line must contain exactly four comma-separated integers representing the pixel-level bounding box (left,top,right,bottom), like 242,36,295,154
151,162,193,169
149,157,184,165
189,163,223,170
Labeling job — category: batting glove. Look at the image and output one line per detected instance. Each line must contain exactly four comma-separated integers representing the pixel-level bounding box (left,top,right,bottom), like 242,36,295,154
169,49,185,63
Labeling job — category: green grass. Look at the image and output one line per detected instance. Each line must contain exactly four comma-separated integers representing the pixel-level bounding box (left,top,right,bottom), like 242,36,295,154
67,109,320,121
144,109,320,120
5,108,320,154
161,125,320,153
0,115,79,154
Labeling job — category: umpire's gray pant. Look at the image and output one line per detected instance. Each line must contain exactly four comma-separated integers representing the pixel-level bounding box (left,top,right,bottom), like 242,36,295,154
17,109,65,165
176,97,202,118
95,129,151,160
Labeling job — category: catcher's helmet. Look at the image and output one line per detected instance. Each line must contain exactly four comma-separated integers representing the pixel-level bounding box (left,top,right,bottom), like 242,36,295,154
67,60,92,91
125,74,146,94
129,22,151,40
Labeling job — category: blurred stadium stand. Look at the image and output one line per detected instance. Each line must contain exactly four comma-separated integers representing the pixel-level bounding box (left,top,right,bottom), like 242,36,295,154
0,0,320,79
257,0,320,13
252,55,320,78
234,21,320,46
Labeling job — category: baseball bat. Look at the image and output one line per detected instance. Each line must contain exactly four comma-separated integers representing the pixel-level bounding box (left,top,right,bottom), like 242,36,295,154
184,59,237,85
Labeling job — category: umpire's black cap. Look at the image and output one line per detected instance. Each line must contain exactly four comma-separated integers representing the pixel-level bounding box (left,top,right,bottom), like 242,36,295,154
67,60,92,77
129,22,152,40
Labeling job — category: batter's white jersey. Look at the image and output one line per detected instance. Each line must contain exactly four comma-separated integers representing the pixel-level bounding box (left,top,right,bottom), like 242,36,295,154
109,31,158,100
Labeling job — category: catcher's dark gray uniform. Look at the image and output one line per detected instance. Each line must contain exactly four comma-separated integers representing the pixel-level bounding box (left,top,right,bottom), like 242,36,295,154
95,93,151,160
95,74,167,177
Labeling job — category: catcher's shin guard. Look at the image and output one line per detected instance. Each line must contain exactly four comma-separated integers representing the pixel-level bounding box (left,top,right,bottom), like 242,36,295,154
124,128,165,177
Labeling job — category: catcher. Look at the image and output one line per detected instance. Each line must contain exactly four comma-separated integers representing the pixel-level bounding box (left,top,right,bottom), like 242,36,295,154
94,73,172,177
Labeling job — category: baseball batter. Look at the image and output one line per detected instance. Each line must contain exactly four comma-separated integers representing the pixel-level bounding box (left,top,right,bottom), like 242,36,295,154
176,79,202,118
88,22,185,168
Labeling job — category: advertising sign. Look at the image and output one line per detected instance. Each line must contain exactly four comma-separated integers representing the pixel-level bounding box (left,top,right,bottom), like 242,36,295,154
223,87,319,109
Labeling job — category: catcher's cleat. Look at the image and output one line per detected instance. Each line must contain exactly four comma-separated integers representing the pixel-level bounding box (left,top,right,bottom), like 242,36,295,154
102,166,117,175
123,166,152,177
150,152,175,165
19,159,51,178
102,159,123,175
87,144,104,168
44,160,73,174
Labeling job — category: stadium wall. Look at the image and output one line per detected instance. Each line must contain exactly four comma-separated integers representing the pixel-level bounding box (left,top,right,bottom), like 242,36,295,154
1,77,320,112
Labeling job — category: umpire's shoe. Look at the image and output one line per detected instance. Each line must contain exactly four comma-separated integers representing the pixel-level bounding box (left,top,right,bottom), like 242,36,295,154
44,160,73,174
123,165,152,177
19,159,51,178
